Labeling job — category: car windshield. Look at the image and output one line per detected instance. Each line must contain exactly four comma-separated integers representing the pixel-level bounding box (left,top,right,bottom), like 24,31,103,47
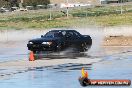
44,31,63,38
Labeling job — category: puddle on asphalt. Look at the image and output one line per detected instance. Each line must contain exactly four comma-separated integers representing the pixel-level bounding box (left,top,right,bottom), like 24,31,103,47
0,62,93,88
0,57,132,88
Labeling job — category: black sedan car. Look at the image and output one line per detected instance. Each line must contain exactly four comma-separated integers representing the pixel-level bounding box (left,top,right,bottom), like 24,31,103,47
27,30,92,53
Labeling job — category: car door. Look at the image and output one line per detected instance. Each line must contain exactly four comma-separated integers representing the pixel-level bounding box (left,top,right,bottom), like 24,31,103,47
72,31,83,47
65,31,80,47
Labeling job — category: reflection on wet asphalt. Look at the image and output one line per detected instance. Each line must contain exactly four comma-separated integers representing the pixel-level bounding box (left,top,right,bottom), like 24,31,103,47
34,63,92,72
0,57,132,88
34,52,92,60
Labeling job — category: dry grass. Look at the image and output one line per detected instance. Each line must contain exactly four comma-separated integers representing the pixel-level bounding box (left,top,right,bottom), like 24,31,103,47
0,5,131,29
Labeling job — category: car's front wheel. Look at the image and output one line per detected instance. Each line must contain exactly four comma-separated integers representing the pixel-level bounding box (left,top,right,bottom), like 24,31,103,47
33,51,36,54
56,43,63,52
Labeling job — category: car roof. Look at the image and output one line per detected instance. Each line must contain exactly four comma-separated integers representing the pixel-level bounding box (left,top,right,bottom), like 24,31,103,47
50,30,77,32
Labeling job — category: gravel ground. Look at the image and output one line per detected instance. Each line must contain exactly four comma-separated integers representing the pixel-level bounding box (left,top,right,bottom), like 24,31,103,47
103,36,132,46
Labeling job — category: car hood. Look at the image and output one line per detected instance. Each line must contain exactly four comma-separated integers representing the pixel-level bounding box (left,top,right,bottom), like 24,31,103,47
29,37,60,43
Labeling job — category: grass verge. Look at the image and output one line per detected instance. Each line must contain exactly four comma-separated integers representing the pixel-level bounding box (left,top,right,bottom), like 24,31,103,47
0,5,131,29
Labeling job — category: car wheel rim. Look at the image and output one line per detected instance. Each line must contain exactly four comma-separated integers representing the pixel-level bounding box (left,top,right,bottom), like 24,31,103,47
83,43,89,51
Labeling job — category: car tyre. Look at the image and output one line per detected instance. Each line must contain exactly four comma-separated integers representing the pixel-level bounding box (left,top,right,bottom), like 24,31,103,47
33,51,37,54
57,43,62,52
82,42,91,52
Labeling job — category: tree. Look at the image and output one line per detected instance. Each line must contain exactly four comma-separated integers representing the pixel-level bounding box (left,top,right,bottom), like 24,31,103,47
0,0,50,8
23,0,50,7
3,0,19,7
118,0,128,3
10,0,19,7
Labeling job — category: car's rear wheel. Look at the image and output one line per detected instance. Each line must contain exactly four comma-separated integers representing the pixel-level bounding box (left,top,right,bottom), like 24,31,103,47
81,42,91,52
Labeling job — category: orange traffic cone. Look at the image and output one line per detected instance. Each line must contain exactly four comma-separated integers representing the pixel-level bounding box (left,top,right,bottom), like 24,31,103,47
85,71,88,78
29,51,35,61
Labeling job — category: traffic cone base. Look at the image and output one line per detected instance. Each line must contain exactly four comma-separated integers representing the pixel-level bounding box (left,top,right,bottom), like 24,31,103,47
29,51,35,61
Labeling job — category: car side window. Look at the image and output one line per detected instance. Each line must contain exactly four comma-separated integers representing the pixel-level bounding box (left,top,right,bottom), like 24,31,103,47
69,32,74,36
57,32,63,37
62,31,66,36
73,31,81,38
65,31,74,38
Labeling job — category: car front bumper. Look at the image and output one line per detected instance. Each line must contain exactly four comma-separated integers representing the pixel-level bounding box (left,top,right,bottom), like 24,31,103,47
27,44,57,51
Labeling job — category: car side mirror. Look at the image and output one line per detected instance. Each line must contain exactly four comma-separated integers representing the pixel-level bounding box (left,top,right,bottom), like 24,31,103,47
41,35,44,38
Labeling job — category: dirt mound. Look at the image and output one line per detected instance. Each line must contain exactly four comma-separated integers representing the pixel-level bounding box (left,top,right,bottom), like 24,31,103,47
103,36,132,46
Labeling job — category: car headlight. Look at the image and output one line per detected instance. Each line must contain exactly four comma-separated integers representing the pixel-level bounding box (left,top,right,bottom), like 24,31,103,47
42,42,47,44
42,42,52,45
47,42,52,45
29,42,33,44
